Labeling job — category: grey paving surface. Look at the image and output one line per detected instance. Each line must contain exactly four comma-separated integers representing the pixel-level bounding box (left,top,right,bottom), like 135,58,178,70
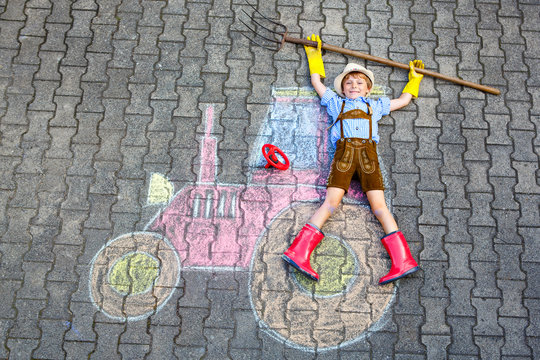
0,0,539,359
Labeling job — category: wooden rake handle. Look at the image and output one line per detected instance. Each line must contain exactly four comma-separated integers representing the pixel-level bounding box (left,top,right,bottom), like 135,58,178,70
286,36,501,96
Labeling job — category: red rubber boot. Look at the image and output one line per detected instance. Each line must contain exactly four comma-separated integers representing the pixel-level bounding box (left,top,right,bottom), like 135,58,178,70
379,231,420,285
282,223,324,281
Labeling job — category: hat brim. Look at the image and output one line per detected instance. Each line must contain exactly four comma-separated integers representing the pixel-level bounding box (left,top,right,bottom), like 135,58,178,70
334,64,375,97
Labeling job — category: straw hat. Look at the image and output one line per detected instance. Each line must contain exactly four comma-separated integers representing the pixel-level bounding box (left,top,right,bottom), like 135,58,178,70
334,63,375,97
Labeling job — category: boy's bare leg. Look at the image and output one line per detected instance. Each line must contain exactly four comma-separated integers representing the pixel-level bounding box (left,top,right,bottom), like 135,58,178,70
366,190,398,234
309,187,346,229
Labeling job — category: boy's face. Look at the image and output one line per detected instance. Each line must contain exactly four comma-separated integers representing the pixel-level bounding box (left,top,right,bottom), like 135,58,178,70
342,74,371,99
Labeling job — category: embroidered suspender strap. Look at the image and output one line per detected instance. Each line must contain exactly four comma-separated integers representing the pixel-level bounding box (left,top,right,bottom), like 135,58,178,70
367,104,372,141
340,104,373,141
339,101,346,139
328,101,373,141
327,101,347,131
339,101,346,118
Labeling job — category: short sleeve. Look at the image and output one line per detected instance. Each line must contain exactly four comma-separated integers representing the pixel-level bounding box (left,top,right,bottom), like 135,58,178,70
320,88,337,106
320,88,343,121
377,96,391,117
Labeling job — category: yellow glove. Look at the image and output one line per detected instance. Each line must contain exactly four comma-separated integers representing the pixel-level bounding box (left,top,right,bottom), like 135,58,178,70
304,34,325,78
402,59,424,98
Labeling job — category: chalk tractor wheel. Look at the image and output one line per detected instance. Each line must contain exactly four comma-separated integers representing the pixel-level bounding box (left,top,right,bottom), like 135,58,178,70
249,202,395,350
90,232,181,321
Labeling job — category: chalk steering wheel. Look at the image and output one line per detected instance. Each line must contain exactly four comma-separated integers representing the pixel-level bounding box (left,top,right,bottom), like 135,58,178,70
262,144,289,171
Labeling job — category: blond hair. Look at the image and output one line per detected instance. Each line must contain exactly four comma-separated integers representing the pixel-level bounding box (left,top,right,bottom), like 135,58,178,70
342,72,373,90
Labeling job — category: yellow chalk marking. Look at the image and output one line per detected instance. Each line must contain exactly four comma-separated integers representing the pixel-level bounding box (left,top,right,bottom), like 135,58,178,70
273,85,389,98
294,236,356,296
108,252,159,295
148,173,174,204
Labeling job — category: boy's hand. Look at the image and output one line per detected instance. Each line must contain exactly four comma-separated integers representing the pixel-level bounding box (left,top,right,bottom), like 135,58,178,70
402,59,424,98
304,34,325,78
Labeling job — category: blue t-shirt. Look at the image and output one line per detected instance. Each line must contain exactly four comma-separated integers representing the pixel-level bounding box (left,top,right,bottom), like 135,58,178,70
321,88,391,147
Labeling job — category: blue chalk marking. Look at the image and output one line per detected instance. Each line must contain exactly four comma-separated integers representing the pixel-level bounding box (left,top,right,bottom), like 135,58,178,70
64,321,82,338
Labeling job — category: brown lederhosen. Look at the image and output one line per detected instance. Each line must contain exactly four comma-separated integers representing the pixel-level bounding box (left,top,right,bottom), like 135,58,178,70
327,102,385,193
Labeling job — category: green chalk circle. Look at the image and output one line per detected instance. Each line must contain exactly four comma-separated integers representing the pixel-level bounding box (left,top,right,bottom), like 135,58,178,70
108,252,160,295
294,236,357,297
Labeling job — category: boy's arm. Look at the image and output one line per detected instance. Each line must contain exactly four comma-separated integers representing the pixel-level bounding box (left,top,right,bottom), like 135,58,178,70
304,34,327,98
390,60,424,112
389,92,413,111
311,73,327,98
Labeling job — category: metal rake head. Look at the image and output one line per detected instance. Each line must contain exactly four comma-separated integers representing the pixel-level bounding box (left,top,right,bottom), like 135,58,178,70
237,1,288,51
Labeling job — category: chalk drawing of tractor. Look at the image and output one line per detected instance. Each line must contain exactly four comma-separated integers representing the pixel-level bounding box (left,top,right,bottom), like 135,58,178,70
90,87,396,351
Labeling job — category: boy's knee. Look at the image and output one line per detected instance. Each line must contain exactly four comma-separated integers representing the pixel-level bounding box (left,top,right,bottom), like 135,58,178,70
323,196,341,209
322,201,339,213
372,208,387,218
326,205,337,215
320,201,340,217
371,203,389,217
